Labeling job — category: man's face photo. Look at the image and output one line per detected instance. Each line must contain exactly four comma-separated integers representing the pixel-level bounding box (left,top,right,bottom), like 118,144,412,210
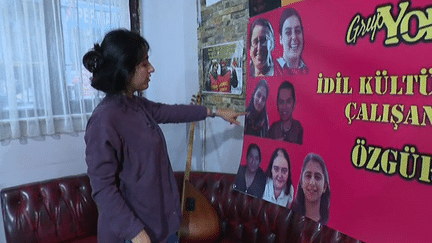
277,88,295,121
250,23,274,75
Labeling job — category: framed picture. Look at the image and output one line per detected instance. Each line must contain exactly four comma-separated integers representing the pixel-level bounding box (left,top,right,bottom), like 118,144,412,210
201,41,244,96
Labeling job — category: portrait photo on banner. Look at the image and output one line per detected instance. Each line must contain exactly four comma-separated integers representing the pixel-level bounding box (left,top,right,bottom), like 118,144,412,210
233,139,297,209
245,4,307,143
236,2,333,226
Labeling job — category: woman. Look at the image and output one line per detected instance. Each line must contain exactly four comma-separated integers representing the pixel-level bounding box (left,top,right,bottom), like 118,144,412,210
244,79,269,137
292,153,331,224
83,29,243,243
207,59,220,91
262,148,294,207
249,18,275,77
233,143,266,198
275,8,308,75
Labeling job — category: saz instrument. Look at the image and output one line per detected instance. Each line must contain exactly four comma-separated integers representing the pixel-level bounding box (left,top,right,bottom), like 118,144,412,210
178,94,220,243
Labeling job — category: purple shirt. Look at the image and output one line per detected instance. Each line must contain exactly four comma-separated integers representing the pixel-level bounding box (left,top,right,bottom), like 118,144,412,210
85,94,207,242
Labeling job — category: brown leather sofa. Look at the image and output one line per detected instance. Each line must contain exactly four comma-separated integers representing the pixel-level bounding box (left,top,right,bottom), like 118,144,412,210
1,172,361,243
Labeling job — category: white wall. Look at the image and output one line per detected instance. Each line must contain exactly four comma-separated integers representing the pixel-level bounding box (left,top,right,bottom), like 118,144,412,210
141,0,244,173
0,1,244,241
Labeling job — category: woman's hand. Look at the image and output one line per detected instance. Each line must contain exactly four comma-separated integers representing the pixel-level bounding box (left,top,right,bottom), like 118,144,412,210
215,108,247,125
131,229,151,243
190,94,202,105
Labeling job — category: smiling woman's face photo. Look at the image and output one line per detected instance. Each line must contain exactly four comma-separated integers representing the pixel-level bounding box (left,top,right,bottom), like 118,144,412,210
301,160,327,204
280,15,304,63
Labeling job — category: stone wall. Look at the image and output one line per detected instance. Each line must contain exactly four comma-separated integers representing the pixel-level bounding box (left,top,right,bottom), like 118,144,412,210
198,0,248,112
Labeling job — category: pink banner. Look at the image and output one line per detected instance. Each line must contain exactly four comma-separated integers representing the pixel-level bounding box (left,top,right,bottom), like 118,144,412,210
235,0,432,242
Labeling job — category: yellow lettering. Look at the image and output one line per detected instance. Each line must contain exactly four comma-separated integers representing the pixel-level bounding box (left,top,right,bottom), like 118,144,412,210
419,155,432,183
381,149,398,175
359,76,374,94
379,1,409,45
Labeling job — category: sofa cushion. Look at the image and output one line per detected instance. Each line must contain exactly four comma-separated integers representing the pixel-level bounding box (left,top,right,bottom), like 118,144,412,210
1,174,97,243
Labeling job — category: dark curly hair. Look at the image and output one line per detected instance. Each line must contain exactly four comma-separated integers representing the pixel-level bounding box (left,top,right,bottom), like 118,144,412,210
82,29,150,94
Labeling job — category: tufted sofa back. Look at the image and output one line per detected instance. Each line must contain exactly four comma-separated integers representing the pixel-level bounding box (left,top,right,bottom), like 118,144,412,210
1,174,97,243
2,172,361,243
177,172,362,243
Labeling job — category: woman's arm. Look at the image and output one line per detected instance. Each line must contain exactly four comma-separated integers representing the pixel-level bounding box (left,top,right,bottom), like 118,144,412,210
142,98,207,123
142,97,245,125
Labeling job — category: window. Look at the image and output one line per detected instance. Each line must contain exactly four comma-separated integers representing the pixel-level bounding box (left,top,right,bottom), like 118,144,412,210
0,0,131,141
